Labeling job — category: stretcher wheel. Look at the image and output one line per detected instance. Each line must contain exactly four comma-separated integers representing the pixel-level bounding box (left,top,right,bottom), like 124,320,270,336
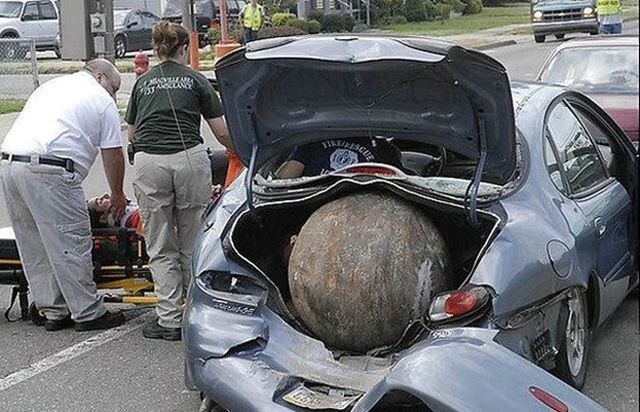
29,302,46,326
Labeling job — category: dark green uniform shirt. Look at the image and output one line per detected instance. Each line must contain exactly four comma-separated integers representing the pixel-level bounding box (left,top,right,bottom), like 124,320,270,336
125,61,223,154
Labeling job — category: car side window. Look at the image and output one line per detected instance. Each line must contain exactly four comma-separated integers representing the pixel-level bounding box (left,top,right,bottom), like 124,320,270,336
38,1,56,19
544,134,567,195
141,12,158,28
127,12,142,28
571,106,615,171
22,2,40,20
546,102,608,195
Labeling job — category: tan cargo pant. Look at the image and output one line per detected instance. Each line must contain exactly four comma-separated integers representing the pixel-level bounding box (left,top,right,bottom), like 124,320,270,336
133,145,211,328
0,160,106,322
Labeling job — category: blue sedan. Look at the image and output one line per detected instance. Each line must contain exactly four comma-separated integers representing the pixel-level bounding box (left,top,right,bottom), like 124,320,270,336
185,36,637,411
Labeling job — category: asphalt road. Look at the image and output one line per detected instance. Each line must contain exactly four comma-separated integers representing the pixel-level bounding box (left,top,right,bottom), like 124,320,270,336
0,25,638,412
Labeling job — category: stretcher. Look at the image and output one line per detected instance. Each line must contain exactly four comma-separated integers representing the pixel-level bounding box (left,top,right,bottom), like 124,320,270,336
0,226,155,322
0,147,230,323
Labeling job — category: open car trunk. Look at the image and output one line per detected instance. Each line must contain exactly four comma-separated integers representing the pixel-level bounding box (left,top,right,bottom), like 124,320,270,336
228,183,501,353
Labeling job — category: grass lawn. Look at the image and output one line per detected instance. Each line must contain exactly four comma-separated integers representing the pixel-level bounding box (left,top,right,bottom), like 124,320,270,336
0,100,26,115
384,4,531,36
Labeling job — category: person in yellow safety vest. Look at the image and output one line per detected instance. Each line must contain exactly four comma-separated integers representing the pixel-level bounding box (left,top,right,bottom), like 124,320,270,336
239,0,265,44
597,0,623,34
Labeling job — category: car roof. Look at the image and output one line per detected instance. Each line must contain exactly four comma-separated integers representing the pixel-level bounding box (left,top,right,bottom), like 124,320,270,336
556,35,639,50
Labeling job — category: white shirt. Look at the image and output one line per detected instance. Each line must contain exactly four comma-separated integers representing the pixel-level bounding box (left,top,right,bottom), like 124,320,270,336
2,71,122,179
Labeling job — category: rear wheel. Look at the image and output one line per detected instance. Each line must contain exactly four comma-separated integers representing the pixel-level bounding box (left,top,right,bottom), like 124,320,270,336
114,36,127,59
1,35,27,60
553,288,590,389
555,33,565,39
534,34,546,43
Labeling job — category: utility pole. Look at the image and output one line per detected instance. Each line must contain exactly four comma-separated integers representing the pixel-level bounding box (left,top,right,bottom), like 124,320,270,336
104,0,115,63
183,0,200,70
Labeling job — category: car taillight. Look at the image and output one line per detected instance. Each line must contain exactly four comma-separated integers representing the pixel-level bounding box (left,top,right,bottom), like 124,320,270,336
529,387,569,412
342,165,397,176
428,285,490,322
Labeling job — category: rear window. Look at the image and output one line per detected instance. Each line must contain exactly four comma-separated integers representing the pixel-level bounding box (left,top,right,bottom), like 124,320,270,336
540,46,639,95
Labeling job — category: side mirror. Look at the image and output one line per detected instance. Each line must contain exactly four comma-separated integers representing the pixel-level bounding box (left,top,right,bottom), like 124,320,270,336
127,20,139,28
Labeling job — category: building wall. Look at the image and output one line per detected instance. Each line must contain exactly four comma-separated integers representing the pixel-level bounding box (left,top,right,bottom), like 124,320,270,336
114,0,163,16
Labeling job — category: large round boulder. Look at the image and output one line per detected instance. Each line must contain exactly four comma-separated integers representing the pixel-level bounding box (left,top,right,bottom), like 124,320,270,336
288,192,450,352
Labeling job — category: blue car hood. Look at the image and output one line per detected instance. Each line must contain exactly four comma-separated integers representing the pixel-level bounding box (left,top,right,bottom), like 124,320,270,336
215,35,517,184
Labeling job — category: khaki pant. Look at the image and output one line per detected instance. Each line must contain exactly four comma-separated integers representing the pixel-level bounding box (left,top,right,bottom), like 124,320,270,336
0,160,106,322
133,145,211,328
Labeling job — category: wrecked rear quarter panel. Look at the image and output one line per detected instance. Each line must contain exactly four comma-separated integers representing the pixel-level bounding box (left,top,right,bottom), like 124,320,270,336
185,284,605,411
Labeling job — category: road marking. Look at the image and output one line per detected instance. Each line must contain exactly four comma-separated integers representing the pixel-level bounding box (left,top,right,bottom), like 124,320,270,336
0,312,152,391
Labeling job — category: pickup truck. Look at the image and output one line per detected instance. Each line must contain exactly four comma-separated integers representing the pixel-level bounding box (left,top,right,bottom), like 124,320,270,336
530,0,599,43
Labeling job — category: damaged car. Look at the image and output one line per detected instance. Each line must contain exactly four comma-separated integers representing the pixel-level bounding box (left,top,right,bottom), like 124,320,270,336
184,35,638,411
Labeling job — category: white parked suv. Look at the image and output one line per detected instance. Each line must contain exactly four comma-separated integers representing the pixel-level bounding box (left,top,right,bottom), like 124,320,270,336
0,0,60,59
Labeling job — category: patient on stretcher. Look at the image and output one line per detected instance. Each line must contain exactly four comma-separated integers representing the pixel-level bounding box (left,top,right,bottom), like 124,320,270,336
87,194,143,236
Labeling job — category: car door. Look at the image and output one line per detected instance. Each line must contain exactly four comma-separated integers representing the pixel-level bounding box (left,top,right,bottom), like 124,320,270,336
19,1,42,43
124,11,144,51
36,0,57,46
139,12,158,51
546,101,633,323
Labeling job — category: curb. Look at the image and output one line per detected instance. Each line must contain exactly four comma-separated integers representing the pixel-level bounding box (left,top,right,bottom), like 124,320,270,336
475,39,518,51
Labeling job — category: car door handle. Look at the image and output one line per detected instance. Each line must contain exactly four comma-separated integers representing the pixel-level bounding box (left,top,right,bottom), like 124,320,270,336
594,218,606,237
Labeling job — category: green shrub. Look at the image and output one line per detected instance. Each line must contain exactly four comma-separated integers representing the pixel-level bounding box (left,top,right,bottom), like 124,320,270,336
321,13,345,32
307,19,322,34
434,2,452,20
207,23,243,45
272,12,296,26
341,14,355,31
352,23,369,32
445,0,466,14
286,18,309,32
307,10,325,25
404,0,427,21
228,21,245,43
305,12,353,32
424,0,437,19
391,15,408,24
257,25,306,38
371,0,404,21
462,0,483,14
207,27,221,46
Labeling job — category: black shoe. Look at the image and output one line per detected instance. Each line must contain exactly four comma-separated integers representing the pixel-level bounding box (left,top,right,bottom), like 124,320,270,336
44,315,73,331
74,311,125,332
142,320,181,341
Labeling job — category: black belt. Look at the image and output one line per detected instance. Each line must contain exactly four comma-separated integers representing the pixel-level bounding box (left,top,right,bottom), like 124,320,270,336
1,153,75,173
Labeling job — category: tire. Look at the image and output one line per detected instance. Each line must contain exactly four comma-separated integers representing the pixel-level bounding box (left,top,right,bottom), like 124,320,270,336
534,34,546,43
114,36,127,59
553,288,590,389
1,35,27,60
555,33,565,39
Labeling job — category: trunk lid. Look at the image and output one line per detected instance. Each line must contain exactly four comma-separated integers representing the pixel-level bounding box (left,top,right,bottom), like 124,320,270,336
215,35,517,184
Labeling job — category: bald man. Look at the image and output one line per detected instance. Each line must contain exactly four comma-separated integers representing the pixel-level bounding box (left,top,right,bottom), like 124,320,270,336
1,59,127,331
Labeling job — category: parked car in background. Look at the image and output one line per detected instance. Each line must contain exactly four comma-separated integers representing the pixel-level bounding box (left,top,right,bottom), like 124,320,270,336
0,0,60,59
184,36,638,411
114,9,159,58
530,0,598,43
537,36,639,143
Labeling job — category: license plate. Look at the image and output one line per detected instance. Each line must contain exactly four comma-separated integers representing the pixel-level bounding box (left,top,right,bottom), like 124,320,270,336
282,384,361,410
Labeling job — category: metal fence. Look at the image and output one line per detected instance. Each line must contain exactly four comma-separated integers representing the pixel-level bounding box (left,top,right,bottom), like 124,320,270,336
0,38,40,101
